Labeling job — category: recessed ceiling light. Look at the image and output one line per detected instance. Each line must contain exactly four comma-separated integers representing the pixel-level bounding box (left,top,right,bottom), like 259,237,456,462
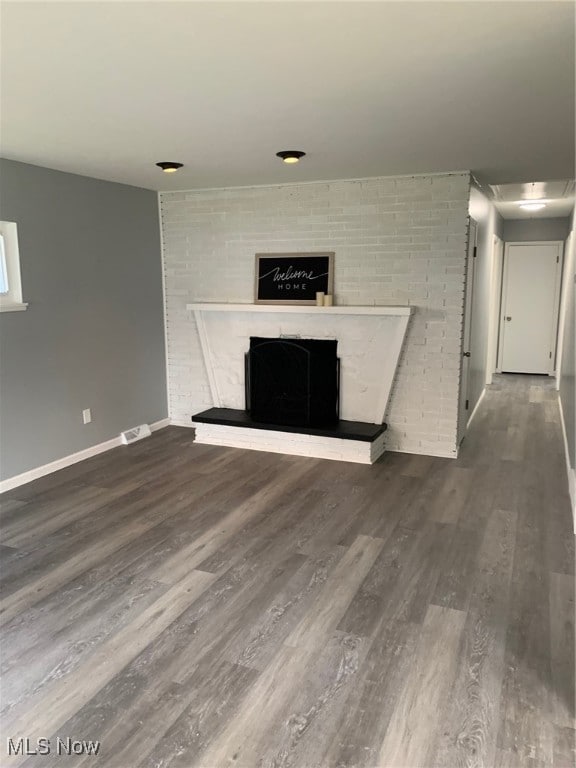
156,162,183,173
518,201,546,211
276,151,306,164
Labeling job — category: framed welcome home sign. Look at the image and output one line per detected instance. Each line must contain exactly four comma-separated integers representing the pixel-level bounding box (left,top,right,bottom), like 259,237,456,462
254,252,334,305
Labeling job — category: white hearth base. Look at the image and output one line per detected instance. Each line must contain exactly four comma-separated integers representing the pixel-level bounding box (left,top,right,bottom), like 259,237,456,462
193,421,387,464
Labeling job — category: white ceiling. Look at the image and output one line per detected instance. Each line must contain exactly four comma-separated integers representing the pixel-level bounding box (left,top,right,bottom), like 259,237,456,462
490,180,575,219
1,1,574,193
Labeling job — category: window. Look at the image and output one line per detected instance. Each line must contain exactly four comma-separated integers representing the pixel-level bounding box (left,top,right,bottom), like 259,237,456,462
0,221,27,311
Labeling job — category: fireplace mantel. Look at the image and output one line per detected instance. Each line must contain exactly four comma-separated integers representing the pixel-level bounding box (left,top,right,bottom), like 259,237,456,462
186,302,411,316
186,303,412,462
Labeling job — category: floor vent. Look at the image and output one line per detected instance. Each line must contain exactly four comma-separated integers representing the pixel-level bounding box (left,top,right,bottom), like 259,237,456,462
120,424,152,445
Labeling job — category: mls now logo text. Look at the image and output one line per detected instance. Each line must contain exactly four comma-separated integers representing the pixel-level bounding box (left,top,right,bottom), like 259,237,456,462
7,737,101,756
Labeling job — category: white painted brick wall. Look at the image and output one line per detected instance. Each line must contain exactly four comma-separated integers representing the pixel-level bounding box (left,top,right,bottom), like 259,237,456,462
160,172,471,457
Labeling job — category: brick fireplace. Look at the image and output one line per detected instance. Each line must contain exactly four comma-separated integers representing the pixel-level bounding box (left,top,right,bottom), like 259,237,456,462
188,303,411,463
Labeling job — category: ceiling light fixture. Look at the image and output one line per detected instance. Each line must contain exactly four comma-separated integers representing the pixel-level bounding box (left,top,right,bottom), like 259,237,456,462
518,201,546,211
156,162,183,173
276,150,306,164
517,182,547,211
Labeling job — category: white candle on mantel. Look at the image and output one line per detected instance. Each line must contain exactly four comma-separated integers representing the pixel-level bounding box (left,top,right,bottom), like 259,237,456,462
324,294,333,306
316,292,325,306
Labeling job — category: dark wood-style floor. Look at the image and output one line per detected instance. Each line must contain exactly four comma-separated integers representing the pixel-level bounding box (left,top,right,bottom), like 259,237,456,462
0,375,574,768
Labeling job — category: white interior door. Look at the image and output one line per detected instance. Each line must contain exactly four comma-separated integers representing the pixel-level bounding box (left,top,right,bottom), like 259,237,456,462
499,242,563,374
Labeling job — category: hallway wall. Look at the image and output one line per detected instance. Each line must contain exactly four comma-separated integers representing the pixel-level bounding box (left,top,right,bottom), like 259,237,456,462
466,185,504,420
557,207,575,519
502,216,571,242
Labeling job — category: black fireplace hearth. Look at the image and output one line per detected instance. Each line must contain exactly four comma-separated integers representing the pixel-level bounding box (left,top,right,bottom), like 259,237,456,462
245,337,339,427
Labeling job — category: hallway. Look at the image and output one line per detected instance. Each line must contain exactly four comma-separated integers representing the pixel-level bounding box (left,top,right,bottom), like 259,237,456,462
0,375,574,767
452,374,575,766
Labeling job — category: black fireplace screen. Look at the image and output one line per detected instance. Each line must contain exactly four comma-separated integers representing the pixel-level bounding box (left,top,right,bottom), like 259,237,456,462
246,337,339,427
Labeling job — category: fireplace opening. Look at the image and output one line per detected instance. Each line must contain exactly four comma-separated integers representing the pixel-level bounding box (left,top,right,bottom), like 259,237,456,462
246,337,339,427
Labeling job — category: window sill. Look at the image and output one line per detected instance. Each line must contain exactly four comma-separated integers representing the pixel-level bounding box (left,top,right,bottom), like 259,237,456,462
0,302,28,312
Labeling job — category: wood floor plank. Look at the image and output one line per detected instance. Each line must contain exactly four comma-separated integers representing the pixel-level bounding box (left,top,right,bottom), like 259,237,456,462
0,464,261,620
0,517,154,625
339,520,458,636
338,472,423,546
0,497,28,519
195,630,367,768
190,644,312,767
285,534,385,649
432,507,517,768
168,544,336,685
377,604,467,768
430,523,482,611
0,468,222,590
253,630,368,768
0,549,168,669
296,481,373,555
549,572,575,728
393,463,447,531
429,464,474,524
496,470,557,766
0,575,166,719
150,459,321,584
141,661,260,768
223,545,346,671
80,662,257,768
336,524,423,636
1,484,132,547
323,618,420,767
2,568,217,766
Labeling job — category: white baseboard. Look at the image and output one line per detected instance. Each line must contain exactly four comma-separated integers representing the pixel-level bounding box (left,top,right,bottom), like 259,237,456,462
150,418,171,431
558,396,576,533
169,419,195,428
0,418,171,494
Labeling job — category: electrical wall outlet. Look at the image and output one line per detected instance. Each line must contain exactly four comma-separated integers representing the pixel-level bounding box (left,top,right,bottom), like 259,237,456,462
82,408,92,424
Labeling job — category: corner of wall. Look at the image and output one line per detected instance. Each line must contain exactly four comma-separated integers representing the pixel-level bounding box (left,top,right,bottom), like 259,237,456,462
157,190,171,425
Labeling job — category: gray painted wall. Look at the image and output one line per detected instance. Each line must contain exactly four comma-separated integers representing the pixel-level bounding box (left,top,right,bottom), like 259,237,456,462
503,216,571,242
559,208,575,471
0,160,167,481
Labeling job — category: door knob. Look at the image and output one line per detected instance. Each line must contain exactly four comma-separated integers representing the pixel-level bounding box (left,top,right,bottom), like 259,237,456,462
463,351,471,357
505,316,512,321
